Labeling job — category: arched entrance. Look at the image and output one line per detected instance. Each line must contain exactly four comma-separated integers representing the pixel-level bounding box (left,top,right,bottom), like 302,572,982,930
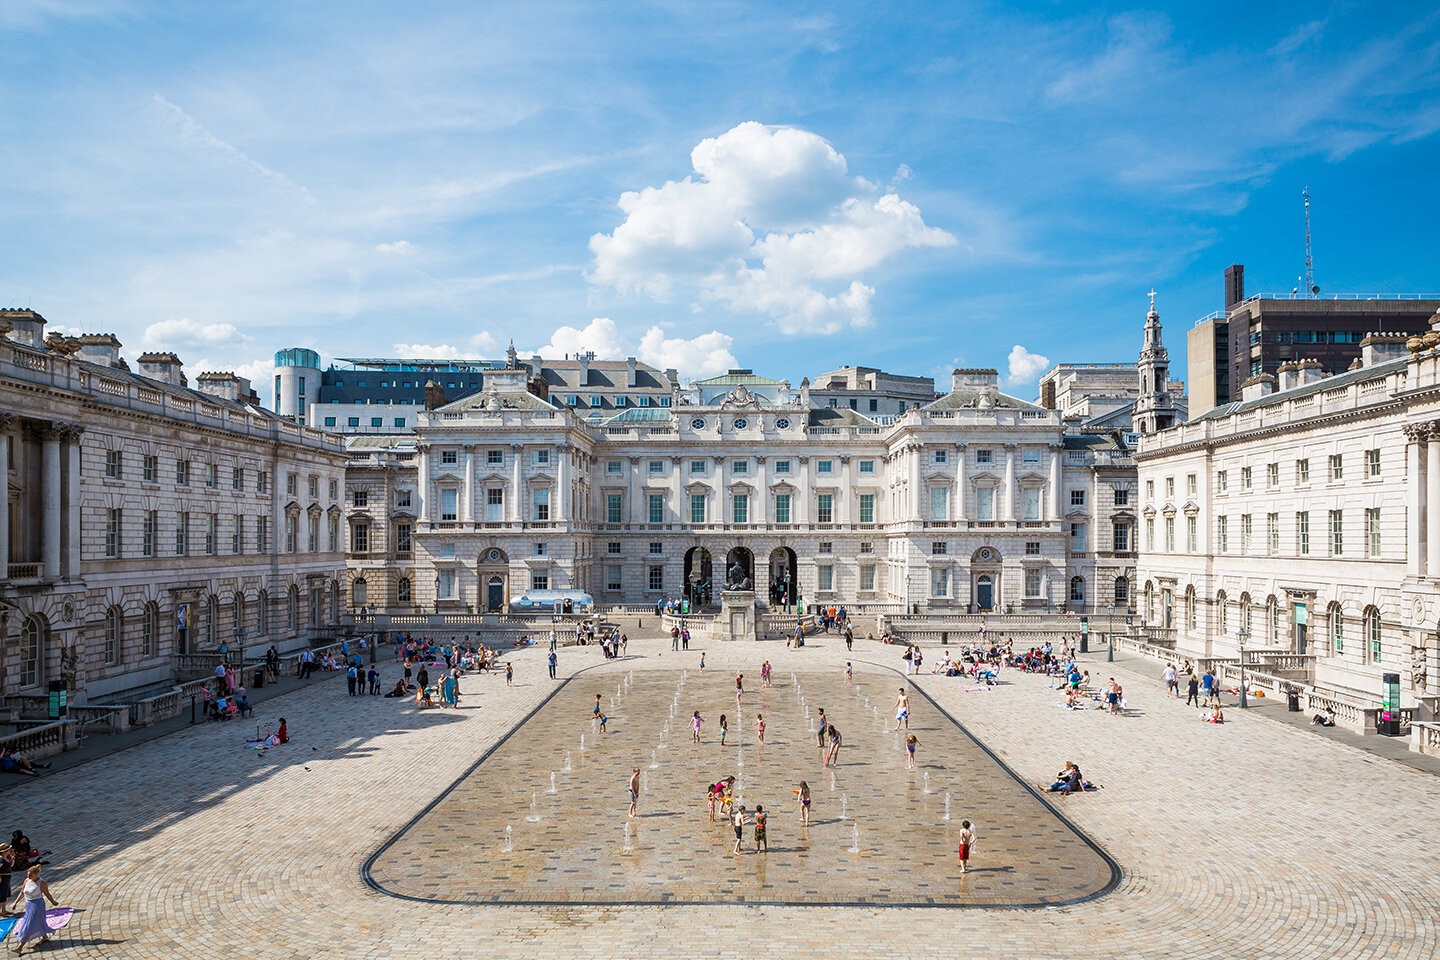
724,546,754,591
970,546,1002,613
684,547,713,609
479,547,509,612
768,547,797,607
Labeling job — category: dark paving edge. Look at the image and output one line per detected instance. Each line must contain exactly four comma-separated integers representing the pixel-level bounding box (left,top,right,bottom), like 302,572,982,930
360,656,1124,910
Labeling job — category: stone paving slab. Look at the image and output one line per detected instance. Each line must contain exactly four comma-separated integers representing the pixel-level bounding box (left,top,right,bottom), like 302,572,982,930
3,631,1438,959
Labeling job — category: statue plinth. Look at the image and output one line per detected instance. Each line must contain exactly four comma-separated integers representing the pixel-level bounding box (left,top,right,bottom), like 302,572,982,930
719,590,757,642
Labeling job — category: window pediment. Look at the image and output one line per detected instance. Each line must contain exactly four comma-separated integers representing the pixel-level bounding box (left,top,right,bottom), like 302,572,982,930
1142,505,1156,518
1161,502,1177,517
684,481,712,494
1183,500,1201,516
969,470,1001,483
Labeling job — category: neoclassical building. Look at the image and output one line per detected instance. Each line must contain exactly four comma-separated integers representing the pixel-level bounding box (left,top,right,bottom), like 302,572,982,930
1137,323,1440,709
342,363,1140,620
0,310,347,711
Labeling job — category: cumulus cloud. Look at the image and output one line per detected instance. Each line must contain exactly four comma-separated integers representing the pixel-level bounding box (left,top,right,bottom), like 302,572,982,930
517,316,735,380
524,317,629,360
392,331,500,359
1005,345,1051,386
140,317,253,353
375,240,414,254
588,122,954,335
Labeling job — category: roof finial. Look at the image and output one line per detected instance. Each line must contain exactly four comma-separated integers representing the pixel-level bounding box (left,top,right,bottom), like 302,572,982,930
1147,288,1157,309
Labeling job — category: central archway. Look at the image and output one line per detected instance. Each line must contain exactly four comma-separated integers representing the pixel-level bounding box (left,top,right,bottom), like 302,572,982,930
684,547,713,609
724,546,754,591
768,547,797,608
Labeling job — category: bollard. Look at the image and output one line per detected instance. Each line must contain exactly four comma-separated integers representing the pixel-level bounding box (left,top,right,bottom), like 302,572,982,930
190,694,197,725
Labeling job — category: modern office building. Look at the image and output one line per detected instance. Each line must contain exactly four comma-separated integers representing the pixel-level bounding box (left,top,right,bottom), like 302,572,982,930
1185,264,1440,416
808,365,937,419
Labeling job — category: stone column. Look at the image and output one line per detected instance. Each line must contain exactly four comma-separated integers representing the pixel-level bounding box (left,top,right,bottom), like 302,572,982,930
416,444,431,524
509,445,523,522
462,445,475,523
40,423,62,580
1048,445,1063,521
1407,424,1426,577
0,414,14,576
952,443,967,522
1003,443,1017,522
908,446,922,521
754,457,767,526
837,457,852,525
797,457,811,525
1427,428,1440,577
671,456,683,525
66,424,86,576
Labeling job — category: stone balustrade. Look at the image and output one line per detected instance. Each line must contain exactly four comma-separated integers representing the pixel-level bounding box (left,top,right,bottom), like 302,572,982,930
0,718,78,759
1411,721,1440,758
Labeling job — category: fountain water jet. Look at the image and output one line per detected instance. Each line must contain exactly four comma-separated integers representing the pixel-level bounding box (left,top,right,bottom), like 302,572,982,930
526,793,540,822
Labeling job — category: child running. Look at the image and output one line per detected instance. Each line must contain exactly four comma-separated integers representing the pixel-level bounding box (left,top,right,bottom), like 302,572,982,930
795,780,811,826
957,820,976,875
845,662,853,684
754,805,768,852
691,710,704,743
754,713,766,745
893,688,910,731
905,733,920,769
735,673,744,706
719,714,729,746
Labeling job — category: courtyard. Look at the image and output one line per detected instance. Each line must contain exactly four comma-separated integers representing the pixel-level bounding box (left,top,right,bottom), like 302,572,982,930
3,626,1438,958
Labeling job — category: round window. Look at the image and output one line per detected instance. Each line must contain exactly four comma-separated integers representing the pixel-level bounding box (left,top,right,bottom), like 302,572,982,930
775,417,791,430
691,417,706,430
488,549,501,562
733,417,748,430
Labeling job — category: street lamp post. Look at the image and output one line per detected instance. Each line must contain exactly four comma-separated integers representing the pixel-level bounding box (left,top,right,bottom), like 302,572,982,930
1236,627,1250,708
1107,602,1115,662
234,628,246,677
433,577,441,615
368,603,377,664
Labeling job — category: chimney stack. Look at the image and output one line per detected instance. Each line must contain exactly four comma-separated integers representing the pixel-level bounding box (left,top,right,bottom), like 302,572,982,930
424,379,446,410
1360,333,1409,368
137,351,186,387
1276,360,1300,392
74,333,125,368
1240,373,1276,402
0,309,47,348
626,356,637,388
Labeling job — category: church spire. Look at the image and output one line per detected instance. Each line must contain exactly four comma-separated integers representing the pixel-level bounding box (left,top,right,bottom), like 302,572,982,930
1135,291,1177,434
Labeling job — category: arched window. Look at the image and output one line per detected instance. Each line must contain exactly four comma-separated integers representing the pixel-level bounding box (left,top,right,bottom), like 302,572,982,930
1240,593,1252,632
1185,586,1196,631
1364,607,1382,663
1328,603,1344,656
288,586,299,631
233,593,245,636
352,578,367,607
1267,596,1279,642
397,578,411,603
1145,582,1155,621
105,605,123,665
1113,576,1129,604
206,595,218,647
20,615,45,687
1069,576,1085,603
1216,591,1228,634
142,602,159,658
257,591,269,636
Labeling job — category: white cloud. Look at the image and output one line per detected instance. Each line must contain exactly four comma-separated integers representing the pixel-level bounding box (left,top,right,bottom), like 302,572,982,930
375,240,414,254
140,317,253,353
588,122,954,335
393,342,466,359
151,95,314,202
637,327,736,379
523,316,630,360
1005,344,1051,386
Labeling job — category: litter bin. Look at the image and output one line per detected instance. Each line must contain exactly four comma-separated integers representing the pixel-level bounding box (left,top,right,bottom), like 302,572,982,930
254,668,265,689
1286,689,1301,712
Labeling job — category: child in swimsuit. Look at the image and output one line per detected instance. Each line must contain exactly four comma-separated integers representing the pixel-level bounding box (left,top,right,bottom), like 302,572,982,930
754,805,768,852
732,805,748,854
598,713,608,734
795,780,811,826
691,711,704,743
906,734,919,769
957,820,975,874
755,714,765,744
719,714,728,746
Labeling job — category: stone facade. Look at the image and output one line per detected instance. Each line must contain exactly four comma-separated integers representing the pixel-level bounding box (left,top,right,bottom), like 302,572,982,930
1136,316,1440,707
0,310,347,708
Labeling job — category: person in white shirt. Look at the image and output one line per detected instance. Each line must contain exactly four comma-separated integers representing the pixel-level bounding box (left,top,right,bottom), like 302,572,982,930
1162,664,1179,697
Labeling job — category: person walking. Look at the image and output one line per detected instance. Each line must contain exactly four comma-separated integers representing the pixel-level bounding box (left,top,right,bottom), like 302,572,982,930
795,780,812,826
628,767,641,819
548,649,558,680
8,864,60,954
957,820,976,875
1186,672,1201,707
671,626,680,651
506,662,513,686
1162,663,1179,697
893,688,910,731
681,628,690,651
844,626,853,651
346,663,358,696
905,734,920,769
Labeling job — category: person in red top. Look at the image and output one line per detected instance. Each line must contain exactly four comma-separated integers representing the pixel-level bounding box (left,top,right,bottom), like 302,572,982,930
276,718,289,744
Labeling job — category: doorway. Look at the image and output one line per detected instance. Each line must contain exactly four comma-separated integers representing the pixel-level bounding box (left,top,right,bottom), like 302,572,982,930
976,575,994,612
487,576,505,612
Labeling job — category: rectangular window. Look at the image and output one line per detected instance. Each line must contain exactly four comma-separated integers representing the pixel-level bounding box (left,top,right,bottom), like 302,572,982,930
1330,454,1343,480
1146,518,1155,551
930,568,949,598
143,511,156,557
206,463,218,488
931,541,947,556
1025,568,1042,597
649,541,663,554
534,542,547,556
176,460,189,485
733,460,749,475
733,494,748,524
257,516,269,553
396,523,411,553
440,489,458,521
205,514,217,555
817,460,833,474
819,541,833,554
1166,477,1175,497
485,488,502,521
690,493,706,524
308,476,318,499
487,449,503,465
606,565,623,591
1145,479,1154,500
1188,474,1198,496
1114,487,1129,506
648,494,664,524
976,449,993,465
437,570,456,598
606,460,623,475
859,460,875,474
1267,513,1279,554
976,487,995,521
1070,522,1088,552
1296,511,1309,554
1217,516,1228,553
1330,509,1343,554
648,460,664,474
691,460,706,474
328,514,338,552
859,493,875,523
860,565,876,591
1070,489,1085,507
234,467,246,490
1242,514,1252,553
143,455,157,482
1024,448,1040,464
1367,449,1381,477
105,449,121,479
353,490,368,508
606,494,623,523
395,490,411,508
533,488,550,521
774,460,791,474
258,472,267,494
933,449,947,464
649,566,664,591
441,450,457,464
536,449,551,465
1367,507,1381,556
308,516,318,552
929,487,948,520
175,513,189,555
1266,463,1278,487
860,541,874,554
817,493,834,523
608,541,622,554
1216,470,1227,492
394,418,406,427
1113,522,1130,552
529,572,549,592
232,515,243,554
1240,467,1251,490
105,508,121,557
774,493,790,524
1025,540,1040,556
1165,517,1175,552
1022,487,1040,520
285,514,297,553
348,417,360,427
351,523,369,552
818,564,835,592
1296,459,1309,483
285,472,296,495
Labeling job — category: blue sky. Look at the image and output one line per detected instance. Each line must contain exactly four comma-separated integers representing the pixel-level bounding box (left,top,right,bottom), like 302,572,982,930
3,1,1438,403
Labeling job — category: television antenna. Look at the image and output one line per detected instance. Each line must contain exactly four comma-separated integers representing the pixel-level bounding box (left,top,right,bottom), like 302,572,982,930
1303,187,1318,298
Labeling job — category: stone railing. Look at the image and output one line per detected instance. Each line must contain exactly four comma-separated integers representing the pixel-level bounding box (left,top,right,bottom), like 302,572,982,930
0,719,78,759
1411,722,1440,758
6,562,42,580
128,677,216,727
70,704,131,734
1247,652,1317,680
758,613,817,639
174,653,226,679
1114,636,1200,671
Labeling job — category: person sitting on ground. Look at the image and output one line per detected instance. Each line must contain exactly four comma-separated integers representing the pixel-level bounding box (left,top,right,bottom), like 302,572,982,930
1047,761,1084,795
1311,707,1336,727
0,748,47,777
276,718,289,743
1205,703,1225,724
235,693,252,718
385,678,409,698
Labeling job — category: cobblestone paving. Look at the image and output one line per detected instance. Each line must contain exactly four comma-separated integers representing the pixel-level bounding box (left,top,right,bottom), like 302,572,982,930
7,633,1440,958
367,666,1114,906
